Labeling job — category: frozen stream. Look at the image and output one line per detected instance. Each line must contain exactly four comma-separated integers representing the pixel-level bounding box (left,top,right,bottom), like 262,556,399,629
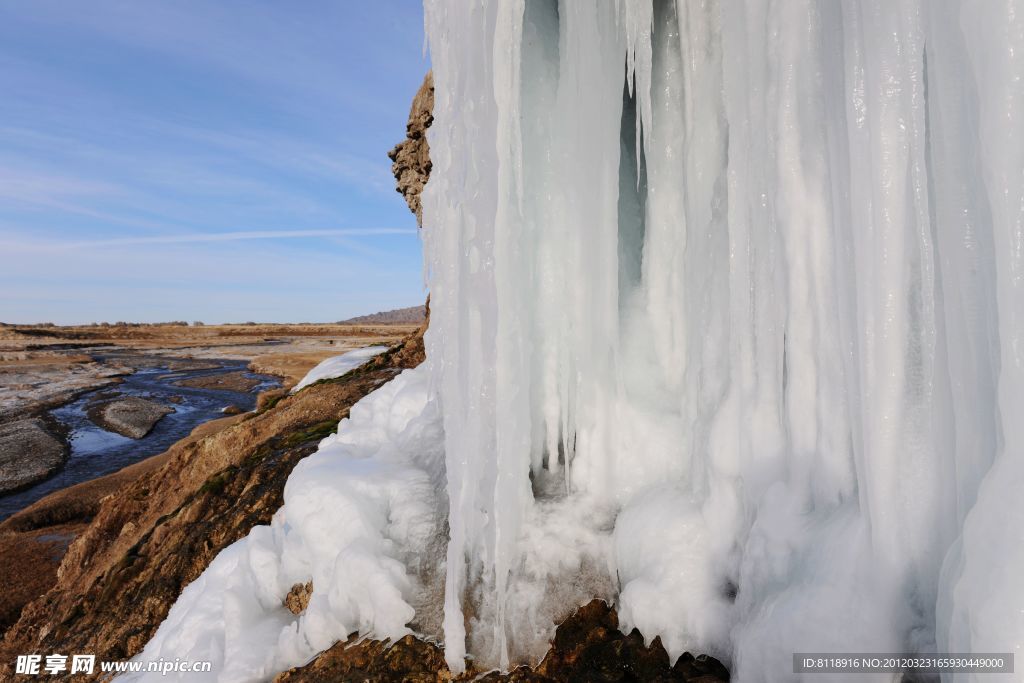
0,356,279,521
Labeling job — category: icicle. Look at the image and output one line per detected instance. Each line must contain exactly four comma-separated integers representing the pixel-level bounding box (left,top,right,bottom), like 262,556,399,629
421,0,1024,672
938,0,1024,669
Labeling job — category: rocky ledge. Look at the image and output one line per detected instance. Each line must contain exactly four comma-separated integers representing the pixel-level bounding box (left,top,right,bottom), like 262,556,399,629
274,600,730,683
87,397,174,439
0,418,67,495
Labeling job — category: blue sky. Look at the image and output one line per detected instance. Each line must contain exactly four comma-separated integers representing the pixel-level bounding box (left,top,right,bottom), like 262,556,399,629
0,1,428,324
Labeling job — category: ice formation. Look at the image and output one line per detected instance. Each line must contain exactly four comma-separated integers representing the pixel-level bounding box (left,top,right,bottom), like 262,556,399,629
421,0,1024,678
131,1,1024,680
289,346,388,393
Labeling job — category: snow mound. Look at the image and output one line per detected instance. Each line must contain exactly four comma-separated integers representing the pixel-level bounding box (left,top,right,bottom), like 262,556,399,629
290,346,388,393
124,367,445,682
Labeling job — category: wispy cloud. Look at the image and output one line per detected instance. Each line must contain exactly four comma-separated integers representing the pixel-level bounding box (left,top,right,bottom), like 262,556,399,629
0,165,122,202
1,228,417,252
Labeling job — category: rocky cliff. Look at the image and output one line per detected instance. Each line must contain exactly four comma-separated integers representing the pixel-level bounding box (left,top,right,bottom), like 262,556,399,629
388,72,434,226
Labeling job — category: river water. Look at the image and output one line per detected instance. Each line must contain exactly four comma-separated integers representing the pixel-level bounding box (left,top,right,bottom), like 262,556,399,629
0,355,279,521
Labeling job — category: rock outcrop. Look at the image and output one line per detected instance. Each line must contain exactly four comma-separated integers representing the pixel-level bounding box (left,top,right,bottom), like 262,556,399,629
0,418,66,494
87,397,174,439
284,581,313,615
273,600,730,683
388,72,434,225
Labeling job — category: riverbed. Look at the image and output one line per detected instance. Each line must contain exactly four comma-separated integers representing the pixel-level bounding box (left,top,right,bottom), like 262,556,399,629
0,356,279,520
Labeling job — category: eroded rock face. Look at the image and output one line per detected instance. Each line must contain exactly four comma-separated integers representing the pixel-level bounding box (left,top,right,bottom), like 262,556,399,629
87,397,174,439
388,72,434,225
0,418,66,495
272,600,730,683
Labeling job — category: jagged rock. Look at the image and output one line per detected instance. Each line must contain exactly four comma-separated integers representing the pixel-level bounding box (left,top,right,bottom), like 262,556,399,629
535,600,672,681
273,633,449,683
285,581,312,615
388,72,434,225
87,397,173,439
0,418,67,494
672,652,732,682
272,600,729,682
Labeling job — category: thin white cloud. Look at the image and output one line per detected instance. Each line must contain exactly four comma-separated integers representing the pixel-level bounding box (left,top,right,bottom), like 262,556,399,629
1,228,418,252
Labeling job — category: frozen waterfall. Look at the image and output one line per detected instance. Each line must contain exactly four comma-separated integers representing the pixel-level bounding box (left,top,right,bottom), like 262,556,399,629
130,1,1024,681
422,0,1023,678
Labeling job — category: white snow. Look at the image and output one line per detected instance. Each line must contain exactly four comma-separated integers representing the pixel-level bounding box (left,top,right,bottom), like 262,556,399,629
124,367,445,682
290,346,389,393
133,1,1024,680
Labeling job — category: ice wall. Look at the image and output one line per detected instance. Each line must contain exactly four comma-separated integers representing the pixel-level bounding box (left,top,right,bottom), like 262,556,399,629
422,0,1024,678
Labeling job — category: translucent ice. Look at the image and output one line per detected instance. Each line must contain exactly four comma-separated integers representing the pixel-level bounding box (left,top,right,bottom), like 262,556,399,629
421,0,1024,678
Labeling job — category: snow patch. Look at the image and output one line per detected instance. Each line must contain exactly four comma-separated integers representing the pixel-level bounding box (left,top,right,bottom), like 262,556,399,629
290,346,388,393
124,367,444,682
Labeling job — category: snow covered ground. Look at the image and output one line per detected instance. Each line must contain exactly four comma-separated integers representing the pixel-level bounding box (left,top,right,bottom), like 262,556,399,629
289,346,389,393
125,366,445,682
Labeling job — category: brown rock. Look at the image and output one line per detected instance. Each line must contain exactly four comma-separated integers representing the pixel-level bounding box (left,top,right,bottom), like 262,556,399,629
672,652,732,681
271,600,728,682
257,387,289,412
87,397,174,439
534,600,677,682
0,418,67,495
221,405,244,416
274,633,450,683
284,581,312,615
388,72,434,225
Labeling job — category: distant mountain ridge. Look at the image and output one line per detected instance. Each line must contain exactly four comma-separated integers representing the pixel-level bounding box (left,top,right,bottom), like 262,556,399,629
338,305,425,325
